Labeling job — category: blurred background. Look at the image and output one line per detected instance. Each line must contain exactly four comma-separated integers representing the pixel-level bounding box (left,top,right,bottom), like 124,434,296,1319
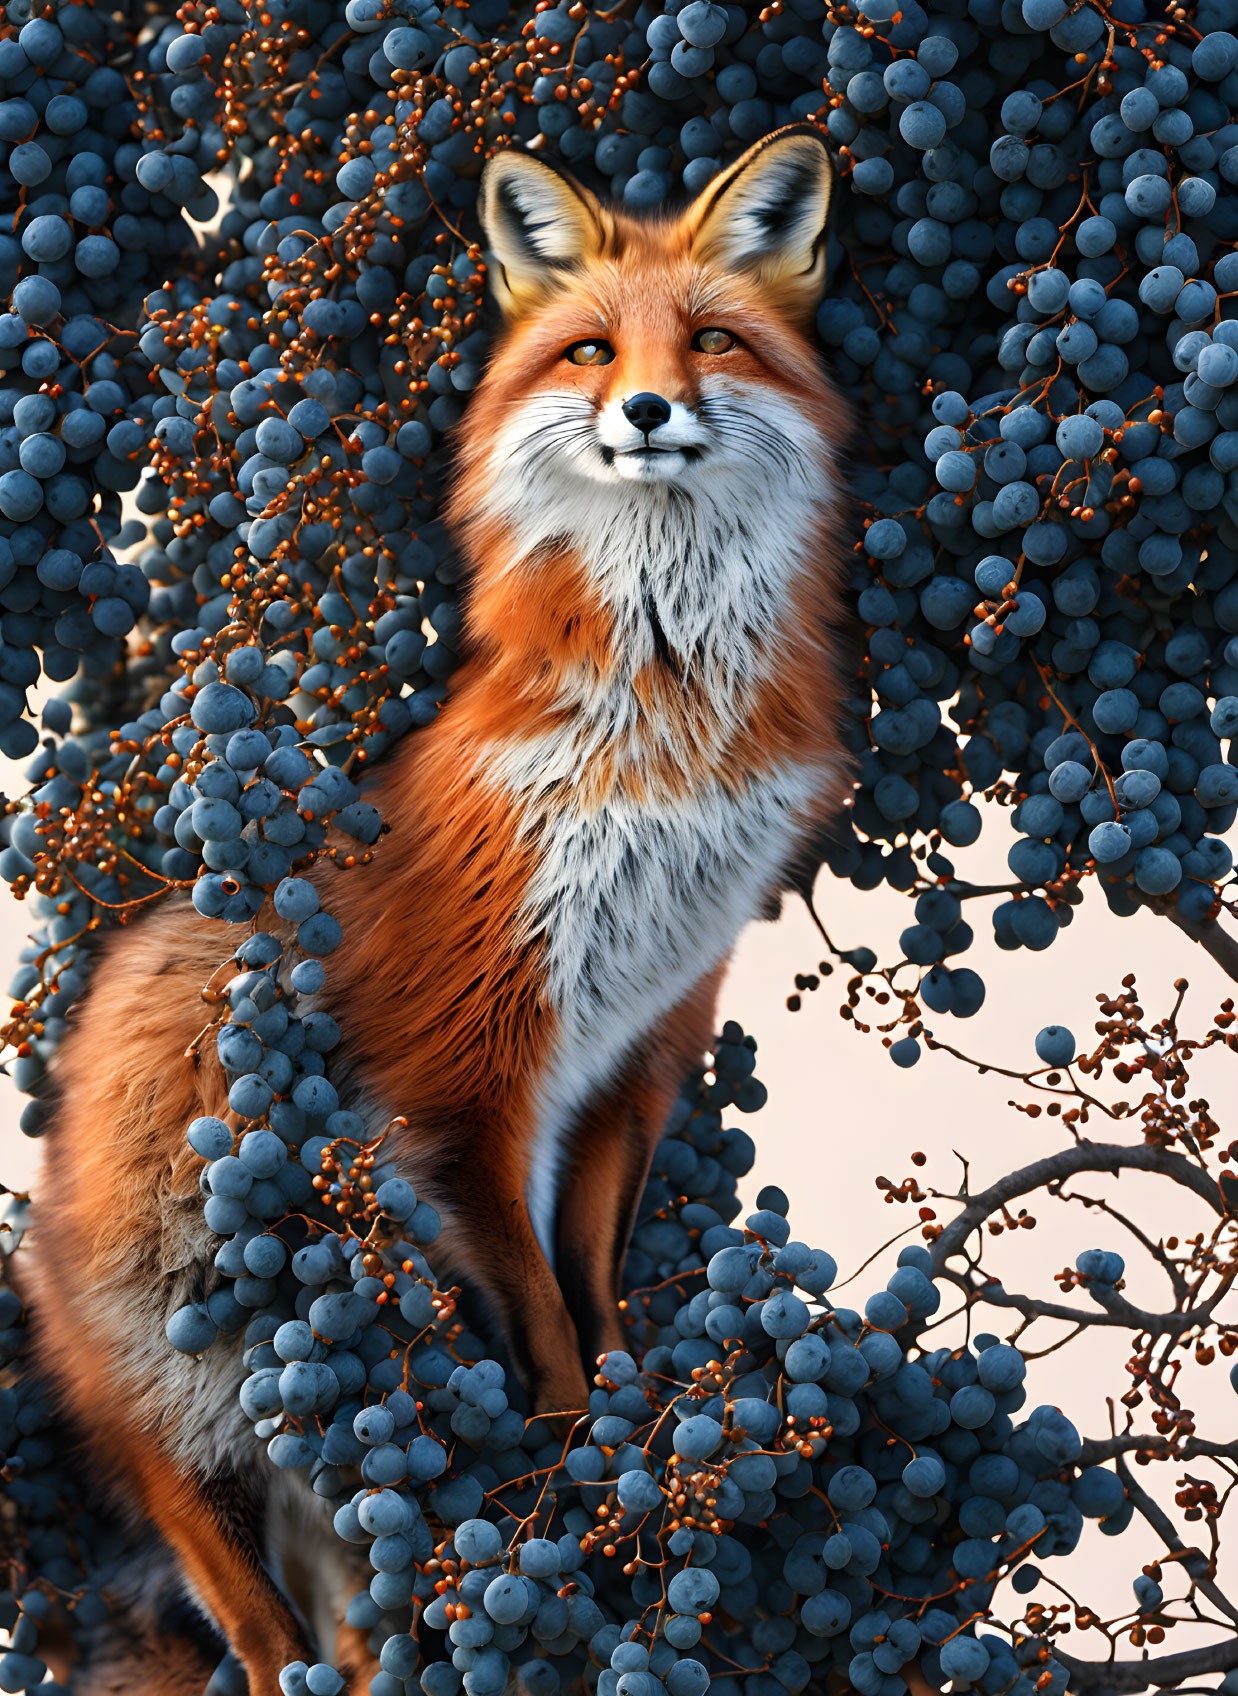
1,743,1234,1666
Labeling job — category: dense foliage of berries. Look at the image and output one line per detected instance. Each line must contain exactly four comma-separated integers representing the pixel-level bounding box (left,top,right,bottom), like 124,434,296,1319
2,0,1238,1689
0,0,1236,1091
6,990,1238,1693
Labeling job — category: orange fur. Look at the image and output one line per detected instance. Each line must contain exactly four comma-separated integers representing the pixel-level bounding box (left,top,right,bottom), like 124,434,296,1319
37,903,229,1282
452,165,849,813
29,128,852,1693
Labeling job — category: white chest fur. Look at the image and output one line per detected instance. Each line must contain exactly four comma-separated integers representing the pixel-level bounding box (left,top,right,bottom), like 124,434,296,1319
519,754,825,1258
480,414,840,1258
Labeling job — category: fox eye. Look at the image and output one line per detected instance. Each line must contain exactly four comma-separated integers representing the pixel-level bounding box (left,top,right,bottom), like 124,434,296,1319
692,327,735,354
565,339,614,366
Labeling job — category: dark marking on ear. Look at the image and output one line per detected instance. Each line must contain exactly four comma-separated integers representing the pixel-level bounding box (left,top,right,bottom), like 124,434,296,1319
496,174,559,264
687,126,833,298
754,159,820,243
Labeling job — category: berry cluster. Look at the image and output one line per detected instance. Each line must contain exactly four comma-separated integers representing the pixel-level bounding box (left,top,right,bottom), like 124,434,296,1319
6,982,1238,1692
0,1037,1099,1696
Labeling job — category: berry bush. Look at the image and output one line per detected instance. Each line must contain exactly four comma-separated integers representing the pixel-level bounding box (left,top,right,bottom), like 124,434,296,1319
1,0,1238,1689
5,997,1238,1693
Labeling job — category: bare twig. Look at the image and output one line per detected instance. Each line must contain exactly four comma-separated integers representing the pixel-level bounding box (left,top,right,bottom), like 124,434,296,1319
1054,1632,1238,1690
930,1144,1226,1275
1055,1185,1191,1304
1143,894,1238,985
1115,1454,1238,1628
1080,1434,1238,1467
938,1268,1231,1337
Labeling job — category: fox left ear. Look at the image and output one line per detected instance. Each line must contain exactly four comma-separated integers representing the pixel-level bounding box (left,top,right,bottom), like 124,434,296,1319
684,126,833,319
479,148,609,316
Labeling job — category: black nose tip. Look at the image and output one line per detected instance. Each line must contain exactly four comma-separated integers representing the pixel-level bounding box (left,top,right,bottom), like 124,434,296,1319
622,392,672,434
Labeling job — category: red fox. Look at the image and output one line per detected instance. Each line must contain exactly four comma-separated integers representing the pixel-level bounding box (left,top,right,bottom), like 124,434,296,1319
28,126,851,1691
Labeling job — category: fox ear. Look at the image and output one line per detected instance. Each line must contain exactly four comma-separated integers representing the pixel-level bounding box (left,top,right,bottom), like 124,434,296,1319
685,126,833,318
479,150,608,315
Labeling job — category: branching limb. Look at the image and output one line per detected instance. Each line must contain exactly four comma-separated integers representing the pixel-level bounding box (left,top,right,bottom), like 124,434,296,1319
1142,894,1238,985
937,1269,1231,1337
1055,1184,1191,1305
1054,1632,1238,1691
1089,1268,1236,1333
1115,1454,1238,1628
930,1145,1226,1276
1080,1434,1238,1467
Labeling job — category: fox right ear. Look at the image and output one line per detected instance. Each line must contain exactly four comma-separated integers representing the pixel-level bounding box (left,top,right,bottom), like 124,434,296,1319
479,150,609,316
684,125,833,322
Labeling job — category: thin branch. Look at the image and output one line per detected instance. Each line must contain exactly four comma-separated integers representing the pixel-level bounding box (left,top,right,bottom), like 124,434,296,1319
950,882,1029,900
1054,1633,1238,1691
1019,1319,1088,1360
832,1221,923,1292
919,1035,1114,1113
1080,1434,1238,1467
1055,1184,1190,1305
941,1269,1229,1337
1087,1267,1235,1334
1115,1453,1238,1628
930,1145,1226,1274
1143,893,1238,985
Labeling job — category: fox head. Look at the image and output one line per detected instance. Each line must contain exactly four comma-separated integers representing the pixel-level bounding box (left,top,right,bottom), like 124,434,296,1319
469,126,837,498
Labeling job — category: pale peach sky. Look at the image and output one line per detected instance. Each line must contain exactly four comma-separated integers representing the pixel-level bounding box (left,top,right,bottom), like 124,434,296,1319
0,755,1234,1670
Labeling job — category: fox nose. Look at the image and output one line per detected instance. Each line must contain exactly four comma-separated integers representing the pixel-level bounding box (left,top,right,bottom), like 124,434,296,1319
622,392,672,435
